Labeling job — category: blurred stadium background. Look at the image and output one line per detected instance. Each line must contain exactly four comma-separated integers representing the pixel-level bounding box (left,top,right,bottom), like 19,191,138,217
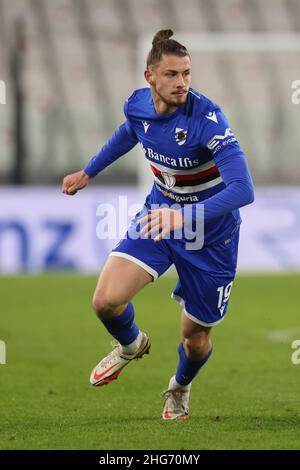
1,0,300,273
0,0,300,451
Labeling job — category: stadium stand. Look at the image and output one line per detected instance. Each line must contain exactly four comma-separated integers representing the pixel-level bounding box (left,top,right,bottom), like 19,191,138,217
0,0,300,184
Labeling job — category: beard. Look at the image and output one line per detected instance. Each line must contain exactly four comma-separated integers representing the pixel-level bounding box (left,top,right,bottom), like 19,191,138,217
155,87,188,108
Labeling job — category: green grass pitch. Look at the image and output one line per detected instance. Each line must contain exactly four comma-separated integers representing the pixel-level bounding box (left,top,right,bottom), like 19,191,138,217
0,274,299,450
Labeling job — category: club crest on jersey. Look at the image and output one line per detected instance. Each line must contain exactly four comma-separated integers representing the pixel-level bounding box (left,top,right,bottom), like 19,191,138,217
161,172,176,189
175,128,187,146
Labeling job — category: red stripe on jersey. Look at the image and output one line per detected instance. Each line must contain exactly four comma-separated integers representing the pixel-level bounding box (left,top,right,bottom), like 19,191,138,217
150,164,219,181
150,165,161,176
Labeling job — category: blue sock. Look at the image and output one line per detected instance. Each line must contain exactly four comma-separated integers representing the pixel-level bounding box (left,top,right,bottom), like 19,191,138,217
175,342,212,386
101,302,139,346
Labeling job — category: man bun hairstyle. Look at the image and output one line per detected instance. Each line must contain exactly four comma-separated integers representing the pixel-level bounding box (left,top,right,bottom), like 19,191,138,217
152,29,174,45
147,29,189,67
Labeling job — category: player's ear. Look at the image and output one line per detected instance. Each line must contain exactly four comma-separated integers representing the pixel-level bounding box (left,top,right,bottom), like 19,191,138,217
144,68,153,85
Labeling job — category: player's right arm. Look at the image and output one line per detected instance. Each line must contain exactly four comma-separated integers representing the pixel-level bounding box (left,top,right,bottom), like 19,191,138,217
62,121,138,196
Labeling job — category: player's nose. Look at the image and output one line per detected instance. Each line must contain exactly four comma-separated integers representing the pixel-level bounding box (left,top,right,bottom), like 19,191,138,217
176,74,186,88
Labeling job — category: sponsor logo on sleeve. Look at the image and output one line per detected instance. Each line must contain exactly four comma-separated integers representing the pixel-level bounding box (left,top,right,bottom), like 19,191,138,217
206,128,237,155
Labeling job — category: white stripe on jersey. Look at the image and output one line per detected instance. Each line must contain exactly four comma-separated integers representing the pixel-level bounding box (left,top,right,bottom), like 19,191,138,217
188,89,201,100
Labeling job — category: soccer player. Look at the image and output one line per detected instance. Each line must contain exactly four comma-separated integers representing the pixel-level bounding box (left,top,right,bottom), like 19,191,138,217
62,29,254,420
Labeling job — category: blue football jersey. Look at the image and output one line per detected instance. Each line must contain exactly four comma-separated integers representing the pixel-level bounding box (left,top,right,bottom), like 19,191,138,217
84,86,254,245
124,87,244,243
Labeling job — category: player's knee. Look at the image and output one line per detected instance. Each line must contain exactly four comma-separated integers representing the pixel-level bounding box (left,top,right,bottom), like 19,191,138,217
184,335,212,360
92,292,126,319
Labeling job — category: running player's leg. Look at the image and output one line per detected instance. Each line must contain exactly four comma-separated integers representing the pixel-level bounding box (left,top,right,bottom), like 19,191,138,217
92,201,172,352
93,254,154,351
94,254,153,349
162,227,239,419
180,312,212,354
90,256,153,386
90,203,173,386
162,314,213,420
92,254,152,325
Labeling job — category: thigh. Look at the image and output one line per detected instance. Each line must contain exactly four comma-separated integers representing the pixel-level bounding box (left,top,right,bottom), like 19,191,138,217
94,255,153,304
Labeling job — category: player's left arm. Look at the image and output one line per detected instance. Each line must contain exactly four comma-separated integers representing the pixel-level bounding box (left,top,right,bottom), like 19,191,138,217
187,109,255,223
139,109,254,241
167,111,255,232
199,146,254,221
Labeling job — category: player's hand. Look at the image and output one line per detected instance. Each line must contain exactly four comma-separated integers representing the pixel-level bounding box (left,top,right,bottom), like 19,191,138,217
138,208,184,242
61,170,91,196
